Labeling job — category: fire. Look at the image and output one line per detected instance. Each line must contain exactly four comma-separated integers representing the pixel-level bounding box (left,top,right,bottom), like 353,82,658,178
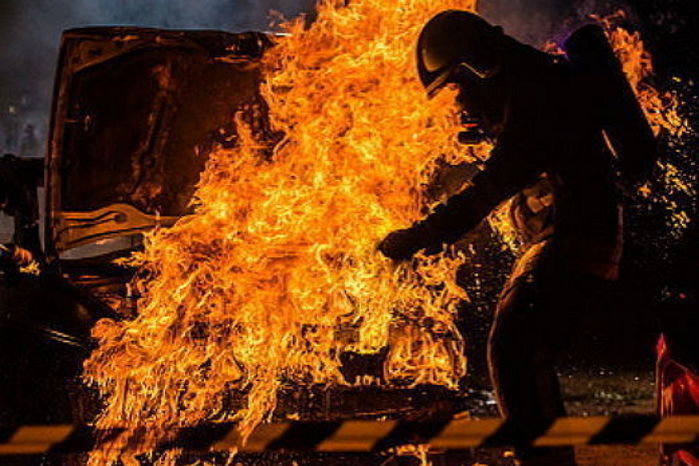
82,2,686,464
599,11,691,234
599,11,685,137
84,0,477,462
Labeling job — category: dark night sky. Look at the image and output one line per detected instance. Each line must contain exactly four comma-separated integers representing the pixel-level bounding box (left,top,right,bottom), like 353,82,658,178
0,0,316,147
0,0,695,152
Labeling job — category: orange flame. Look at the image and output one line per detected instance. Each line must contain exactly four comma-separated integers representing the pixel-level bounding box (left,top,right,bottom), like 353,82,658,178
598,10,686,137
84,1,478,462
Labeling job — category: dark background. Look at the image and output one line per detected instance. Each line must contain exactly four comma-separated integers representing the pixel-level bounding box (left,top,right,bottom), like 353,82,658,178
0,0,695,153
0,0,315,154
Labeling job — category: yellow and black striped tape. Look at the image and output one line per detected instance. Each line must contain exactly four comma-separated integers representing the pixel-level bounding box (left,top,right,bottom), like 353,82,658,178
1,415,698,455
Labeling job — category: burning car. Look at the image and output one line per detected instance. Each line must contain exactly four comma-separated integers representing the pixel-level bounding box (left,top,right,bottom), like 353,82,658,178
1,19,469,447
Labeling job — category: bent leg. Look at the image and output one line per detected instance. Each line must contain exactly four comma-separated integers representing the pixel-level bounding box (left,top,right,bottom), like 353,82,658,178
487,274,576,465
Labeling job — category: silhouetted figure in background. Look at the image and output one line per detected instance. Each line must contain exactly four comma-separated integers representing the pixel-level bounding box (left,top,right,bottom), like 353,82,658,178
0,153,43,261
378,10,656,465
19,124,40,158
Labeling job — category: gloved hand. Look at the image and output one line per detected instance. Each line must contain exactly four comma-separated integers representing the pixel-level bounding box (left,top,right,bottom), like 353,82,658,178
11,245,34,267
0,244,34,268
377,224,440,261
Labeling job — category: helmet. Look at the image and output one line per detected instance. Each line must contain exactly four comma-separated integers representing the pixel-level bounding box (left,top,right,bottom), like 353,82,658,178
417,10,505,98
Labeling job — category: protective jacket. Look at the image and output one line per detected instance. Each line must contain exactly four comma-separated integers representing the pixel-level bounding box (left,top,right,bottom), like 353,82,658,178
404,40,623,280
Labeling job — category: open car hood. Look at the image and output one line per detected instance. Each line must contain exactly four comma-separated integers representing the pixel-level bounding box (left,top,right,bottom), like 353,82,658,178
45,27,272,257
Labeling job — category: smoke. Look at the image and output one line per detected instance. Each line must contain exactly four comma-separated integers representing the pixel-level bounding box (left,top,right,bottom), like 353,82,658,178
0,0,314,152
0,0,641,155
479,0,636,47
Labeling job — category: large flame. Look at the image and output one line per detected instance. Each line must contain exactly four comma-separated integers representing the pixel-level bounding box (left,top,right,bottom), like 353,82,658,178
84,0,478,462
83,2,687,464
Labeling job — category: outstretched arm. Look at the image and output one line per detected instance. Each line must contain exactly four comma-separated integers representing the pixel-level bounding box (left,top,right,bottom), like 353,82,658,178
379,132,543,260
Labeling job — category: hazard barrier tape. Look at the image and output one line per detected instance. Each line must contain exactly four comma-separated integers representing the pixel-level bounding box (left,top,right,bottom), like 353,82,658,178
1,415,698,455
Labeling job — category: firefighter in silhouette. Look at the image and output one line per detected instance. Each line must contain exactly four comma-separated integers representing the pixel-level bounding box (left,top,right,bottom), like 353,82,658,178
378,10,656,465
